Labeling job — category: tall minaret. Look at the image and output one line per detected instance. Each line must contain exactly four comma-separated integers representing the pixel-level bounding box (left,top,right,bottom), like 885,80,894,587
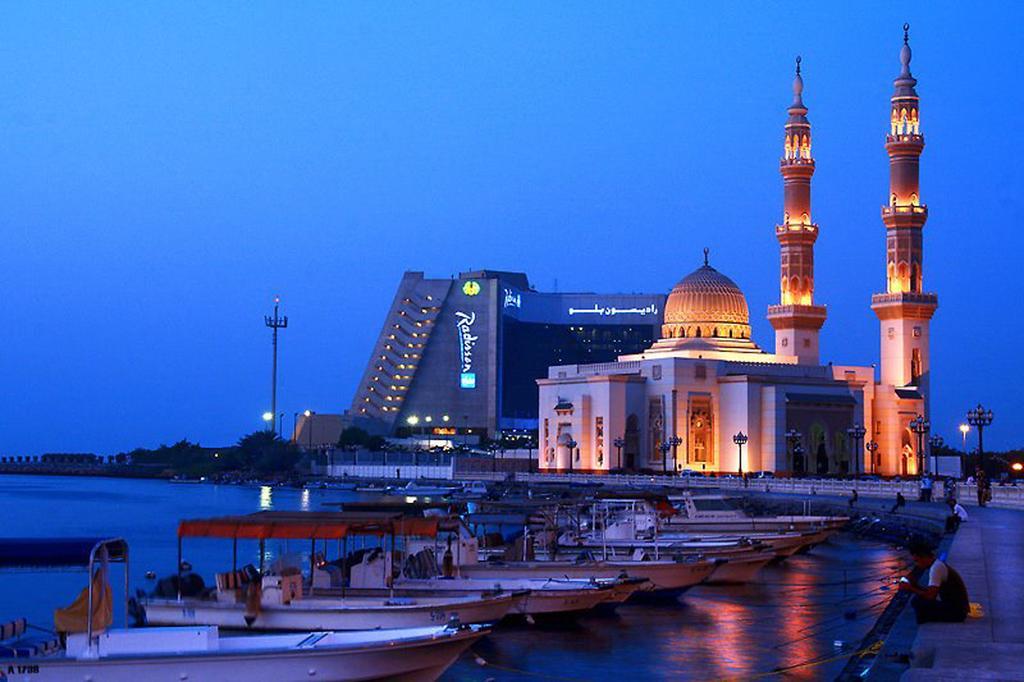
768,56,827,363
871,25,938,410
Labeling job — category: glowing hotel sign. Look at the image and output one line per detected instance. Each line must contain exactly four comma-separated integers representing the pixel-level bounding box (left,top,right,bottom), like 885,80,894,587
567,303,659,317
455,311,478,389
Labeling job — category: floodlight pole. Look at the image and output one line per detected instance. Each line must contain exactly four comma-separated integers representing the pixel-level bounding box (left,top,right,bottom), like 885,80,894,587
264,296,288,435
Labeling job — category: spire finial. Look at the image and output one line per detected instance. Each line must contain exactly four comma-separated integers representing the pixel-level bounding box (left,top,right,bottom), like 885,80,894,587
898,23,913,77
703,247,709,266
903,22,910,45
795,55,801,75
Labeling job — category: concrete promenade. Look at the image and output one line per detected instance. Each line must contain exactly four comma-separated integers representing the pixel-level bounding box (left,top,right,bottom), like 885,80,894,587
901,503,1024,680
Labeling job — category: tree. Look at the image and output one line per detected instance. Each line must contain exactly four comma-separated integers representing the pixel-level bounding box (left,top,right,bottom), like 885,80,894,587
338,427,371,448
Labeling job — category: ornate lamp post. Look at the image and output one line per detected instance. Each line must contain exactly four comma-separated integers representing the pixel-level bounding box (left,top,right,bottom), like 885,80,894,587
565,438,578,474
658,442,671,475
669,436,683,475
613,437,626,471
966,404,994,472
865,440,879,475
732,431,748,475
786,429,803,476
928,434,944,477
910,415,930,475
846,424,866,477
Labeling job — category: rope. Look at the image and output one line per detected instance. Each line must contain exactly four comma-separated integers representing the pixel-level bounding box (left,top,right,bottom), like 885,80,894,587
470,649,593,680
715,640,885,681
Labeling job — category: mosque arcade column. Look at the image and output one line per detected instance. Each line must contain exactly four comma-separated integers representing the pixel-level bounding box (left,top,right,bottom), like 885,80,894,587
767,57,827,363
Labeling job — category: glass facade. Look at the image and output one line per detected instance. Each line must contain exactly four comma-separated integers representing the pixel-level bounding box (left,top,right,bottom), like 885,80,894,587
498,319,657,429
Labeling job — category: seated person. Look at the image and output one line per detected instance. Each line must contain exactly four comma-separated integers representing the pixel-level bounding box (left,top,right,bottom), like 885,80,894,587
899,540,969,624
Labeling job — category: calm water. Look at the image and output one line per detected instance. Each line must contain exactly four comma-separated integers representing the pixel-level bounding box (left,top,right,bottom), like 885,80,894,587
0,475,904,680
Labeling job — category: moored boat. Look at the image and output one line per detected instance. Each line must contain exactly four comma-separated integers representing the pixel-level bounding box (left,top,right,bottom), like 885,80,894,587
0,537,486,682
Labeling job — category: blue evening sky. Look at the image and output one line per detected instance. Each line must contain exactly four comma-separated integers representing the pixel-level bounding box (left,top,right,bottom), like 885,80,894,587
1,2,1020,455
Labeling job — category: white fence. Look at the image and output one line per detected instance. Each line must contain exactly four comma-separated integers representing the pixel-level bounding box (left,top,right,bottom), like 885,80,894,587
473,472,1024,509
323,463,453,479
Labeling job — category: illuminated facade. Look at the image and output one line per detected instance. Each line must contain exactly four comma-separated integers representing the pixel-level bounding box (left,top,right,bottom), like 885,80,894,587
538,31,934,476
348,270,664,437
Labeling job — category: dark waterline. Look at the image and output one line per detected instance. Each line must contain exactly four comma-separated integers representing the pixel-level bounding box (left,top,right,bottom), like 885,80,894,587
0,475,903,680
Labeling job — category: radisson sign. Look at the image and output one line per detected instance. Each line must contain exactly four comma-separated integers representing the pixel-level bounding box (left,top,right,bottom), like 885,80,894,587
455,311,478,389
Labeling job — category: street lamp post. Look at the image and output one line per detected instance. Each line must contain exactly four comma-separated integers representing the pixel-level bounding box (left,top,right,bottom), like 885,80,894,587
304,409,315,451
669,436,683,475
565,438,578,474
910,414,930,475
928,434,944,477
658,442,671,476
846,424,866,477
865,440,879,475
613,437,625,471
786,429,802,476
959,424,970,453
732,432,748,476
262,411,274,432
966,404,994,472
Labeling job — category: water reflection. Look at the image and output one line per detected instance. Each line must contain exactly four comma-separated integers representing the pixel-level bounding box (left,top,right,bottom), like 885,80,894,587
446,535,902,681
259,485,273,510
300,488,311,511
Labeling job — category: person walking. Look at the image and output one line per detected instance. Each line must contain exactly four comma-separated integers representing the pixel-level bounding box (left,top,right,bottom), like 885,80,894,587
849,489,859,509
899,541,969,624
920,474,932,502
890,491,906,514
975,468,989,507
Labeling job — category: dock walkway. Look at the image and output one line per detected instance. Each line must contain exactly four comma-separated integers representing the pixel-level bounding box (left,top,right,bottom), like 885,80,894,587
901,504,1024,680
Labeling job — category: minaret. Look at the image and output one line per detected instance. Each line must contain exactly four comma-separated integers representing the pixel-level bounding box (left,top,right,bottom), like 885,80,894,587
768,56,827,363
871,26,938,409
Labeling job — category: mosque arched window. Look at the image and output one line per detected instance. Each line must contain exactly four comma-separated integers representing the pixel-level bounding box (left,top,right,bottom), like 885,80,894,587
712,327,719,338
910,193,919,206
890,193,897,206
695,327,702,338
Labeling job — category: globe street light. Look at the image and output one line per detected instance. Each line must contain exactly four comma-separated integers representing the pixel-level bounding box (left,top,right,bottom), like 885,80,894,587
958,423,970,452
658,442,671,475
928,434,944,477
966,404,994,472
732,432,748,476
669,436,683,475
613,437,626,471
565,438,578,474
910,415,929,475
865,440,879,475
846,424,866,477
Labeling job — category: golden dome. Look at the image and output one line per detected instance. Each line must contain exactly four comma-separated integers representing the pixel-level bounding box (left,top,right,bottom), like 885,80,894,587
661,257,751,341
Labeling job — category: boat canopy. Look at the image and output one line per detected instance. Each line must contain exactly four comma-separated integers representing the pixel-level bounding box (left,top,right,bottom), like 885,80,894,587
0,537,127,569
177,511,440,540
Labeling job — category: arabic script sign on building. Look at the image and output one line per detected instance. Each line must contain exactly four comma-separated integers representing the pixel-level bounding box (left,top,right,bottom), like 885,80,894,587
567,303,659,317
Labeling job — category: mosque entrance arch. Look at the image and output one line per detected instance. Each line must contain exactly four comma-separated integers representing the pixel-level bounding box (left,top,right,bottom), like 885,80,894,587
624,414,640,471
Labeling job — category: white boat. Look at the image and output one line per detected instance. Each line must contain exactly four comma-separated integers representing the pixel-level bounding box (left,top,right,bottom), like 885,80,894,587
0,537,486,682
663,494,848,533
326,576,633,618
1,624,488,682
141,591,517,630
459,557,717,597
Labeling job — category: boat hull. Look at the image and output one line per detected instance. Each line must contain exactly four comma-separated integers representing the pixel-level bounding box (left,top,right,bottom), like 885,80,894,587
0,627,485,682
142,593,515,631
460,559,716,597
705,553,774,584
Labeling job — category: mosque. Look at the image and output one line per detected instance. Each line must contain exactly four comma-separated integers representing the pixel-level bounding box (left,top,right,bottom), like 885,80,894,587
537,28,937,477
